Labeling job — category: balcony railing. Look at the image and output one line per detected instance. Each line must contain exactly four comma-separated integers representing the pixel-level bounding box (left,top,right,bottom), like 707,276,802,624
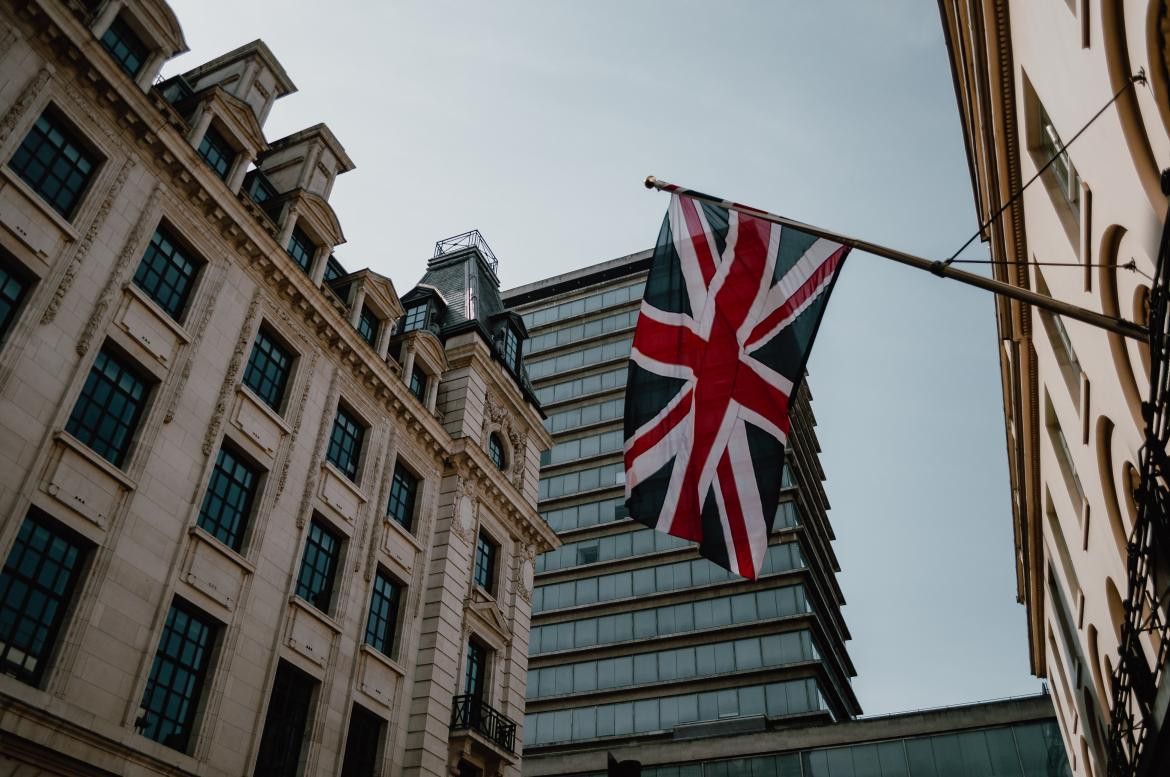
451,694,517,754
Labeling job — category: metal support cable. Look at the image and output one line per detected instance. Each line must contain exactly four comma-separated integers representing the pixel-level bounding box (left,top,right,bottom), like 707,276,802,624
944,71,1147,268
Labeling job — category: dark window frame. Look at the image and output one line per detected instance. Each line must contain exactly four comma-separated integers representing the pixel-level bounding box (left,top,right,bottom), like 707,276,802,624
100,14,150,78
488,433,506,471
196,123,236,181
503,327,519,372
286,225,316,274
0,509,89,686
8,108,101,219
386,462,419,531
296,518,342,614
254,661,317,777
363,568,404,658
326,403,366,482
356,304,379,347
132,225,202,321
137,599,219,753
340,705,385,777
65,345,152,467
474,531,497,594
0,257,31,346
465,638,488,701
402,304,428,332
196,443,261,552
242,326,295,413
408,365,427,403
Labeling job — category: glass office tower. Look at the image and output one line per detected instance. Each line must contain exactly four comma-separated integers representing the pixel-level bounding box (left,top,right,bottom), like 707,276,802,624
503,251,861,753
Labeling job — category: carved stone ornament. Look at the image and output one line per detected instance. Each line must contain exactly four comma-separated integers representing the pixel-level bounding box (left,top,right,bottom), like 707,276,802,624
482,391,526,489
515,549,535,604
451,472,477,544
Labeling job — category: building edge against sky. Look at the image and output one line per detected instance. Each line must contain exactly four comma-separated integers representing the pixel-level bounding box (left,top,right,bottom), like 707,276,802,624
0,1,558,776
938,1,1170,776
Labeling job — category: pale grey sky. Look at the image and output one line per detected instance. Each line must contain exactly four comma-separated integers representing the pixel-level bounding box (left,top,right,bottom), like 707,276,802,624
166,0,1044,714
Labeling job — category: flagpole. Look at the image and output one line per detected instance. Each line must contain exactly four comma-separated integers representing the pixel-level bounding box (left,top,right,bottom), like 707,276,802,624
645,176,1148,342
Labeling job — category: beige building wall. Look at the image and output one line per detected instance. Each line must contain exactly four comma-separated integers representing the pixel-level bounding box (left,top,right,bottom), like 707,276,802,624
0,1,555,775
939,2,1170,776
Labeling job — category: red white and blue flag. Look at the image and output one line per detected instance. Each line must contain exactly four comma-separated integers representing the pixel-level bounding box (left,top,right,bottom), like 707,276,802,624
624,190,848,579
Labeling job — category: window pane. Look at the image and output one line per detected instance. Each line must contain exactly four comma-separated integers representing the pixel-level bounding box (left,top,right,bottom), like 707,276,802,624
243,329,293,411
133,228,200,320
100,16,149,77
0,512,88,685
9,112,98,217
326,406,365,480
386,463,419,531
197,446,259,551
296,520,341,613
196,124,235,181
138,602,217,752
255,661,317,776
364,570,403,656
65,348,150,467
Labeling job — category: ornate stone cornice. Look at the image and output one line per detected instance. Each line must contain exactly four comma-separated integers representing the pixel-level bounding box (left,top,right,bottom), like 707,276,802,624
10,0,455,461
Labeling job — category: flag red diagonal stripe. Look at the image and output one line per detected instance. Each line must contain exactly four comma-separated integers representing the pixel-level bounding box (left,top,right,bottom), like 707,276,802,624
625,387,694,465
746,245,847,348
716,451,756,579
631,315,704,370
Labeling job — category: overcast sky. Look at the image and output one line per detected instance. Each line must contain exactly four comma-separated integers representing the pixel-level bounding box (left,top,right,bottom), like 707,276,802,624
165,0,1045,714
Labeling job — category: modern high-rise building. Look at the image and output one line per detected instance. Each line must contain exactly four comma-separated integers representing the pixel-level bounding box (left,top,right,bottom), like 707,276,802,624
502,251,862,760
0,2,555,775
939,2,1170,776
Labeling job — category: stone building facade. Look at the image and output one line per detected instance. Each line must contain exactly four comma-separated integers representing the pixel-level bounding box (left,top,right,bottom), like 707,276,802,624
938,2,1170,775
0,1,555,775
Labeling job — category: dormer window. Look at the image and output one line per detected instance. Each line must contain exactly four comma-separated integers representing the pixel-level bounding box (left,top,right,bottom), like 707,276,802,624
323,256,347,283
197,124,235,181
101,16,148,78
286,226,315,274
356,305,379,347
408,365,427,402
244,170,276,205
403,304,428,333
503,327,520,373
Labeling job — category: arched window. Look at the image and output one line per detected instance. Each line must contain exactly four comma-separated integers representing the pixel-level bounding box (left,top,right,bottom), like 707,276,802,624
488,433,506,470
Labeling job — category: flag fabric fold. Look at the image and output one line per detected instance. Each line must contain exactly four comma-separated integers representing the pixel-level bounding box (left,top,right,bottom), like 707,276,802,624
623,192,849,579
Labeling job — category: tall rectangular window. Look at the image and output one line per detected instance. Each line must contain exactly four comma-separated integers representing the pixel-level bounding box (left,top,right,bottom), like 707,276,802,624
465,639,487,700
340,705,385,777
286,226,315,274
100,16,148,78
356,305,379,347
0,511,88,685
196,124,234,181
254,661,316,777
474,532,497,593
197,446,259,551
327,405,365,481
66,347,151,467
1038,104,1080,212
0,260,30,345
386,463,419,531
503,327,519,372
364,570,403,656
408,365,427,403
9,111,98,218
296,519,341,613
138,602,218,752
243,328,293,411
133,227,200,320
402,304,427,332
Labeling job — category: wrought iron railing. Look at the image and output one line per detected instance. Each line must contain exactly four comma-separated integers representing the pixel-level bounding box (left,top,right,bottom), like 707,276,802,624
451,694,517,754
1108,177,1170,777
434,230,499,274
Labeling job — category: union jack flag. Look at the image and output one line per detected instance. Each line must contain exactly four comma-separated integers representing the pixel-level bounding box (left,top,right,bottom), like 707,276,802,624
624,191,848,579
